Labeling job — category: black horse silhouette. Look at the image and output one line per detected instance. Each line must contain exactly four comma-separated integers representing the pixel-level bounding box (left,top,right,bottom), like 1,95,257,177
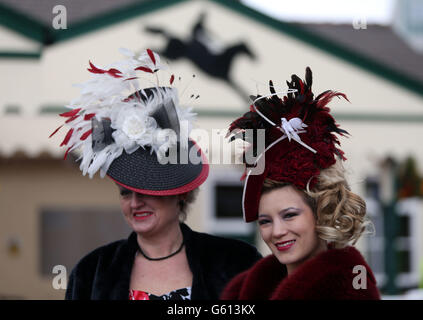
145,14,255,102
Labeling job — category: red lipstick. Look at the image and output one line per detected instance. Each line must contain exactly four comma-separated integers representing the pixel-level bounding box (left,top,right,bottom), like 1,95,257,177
133,211,153,220
276,240,295,251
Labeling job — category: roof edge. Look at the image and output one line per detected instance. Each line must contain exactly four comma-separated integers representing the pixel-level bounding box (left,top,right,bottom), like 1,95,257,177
211,0,423,99
0,2,48,43
0,0,189,46
1,0,423,98
50,0,189,44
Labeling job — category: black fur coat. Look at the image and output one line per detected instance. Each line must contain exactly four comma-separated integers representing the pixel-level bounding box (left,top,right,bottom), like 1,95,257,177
65,223,262,300
221,246,381,300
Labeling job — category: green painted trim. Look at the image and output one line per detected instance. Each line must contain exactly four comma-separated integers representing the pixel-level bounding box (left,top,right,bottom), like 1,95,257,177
211,0,423,99
0,2,48,43
50,0,188,43
332,113,423,123
0,0,188,45
39,105,67,114
0,51,41,59
4,105,20,114
195,108,423,123
38,105,423,123
2,0,423,99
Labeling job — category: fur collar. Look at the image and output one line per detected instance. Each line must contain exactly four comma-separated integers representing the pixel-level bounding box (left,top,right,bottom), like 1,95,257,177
66,223,262,300
222,246,380,300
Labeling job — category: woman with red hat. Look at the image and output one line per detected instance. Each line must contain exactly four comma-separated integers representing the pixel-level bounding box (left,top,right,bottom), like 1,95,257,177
52,48,261,300
221,68,380,300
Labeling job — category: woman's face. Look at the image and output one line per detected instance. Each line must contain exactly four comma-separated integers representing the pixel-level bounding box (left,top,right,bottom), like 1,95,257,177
258,185,326,274
118,186,181,236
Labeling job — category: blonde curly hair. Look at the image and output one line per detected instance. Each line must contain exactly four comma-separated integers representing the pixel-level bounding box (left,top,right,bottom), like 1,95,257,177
262,159,373,248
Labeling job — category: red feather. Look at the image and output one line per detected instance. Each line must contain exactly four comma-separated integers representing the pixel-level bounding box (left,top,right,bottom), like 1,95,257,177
49,124,63,138
60,128,74,147
80,129,93,141
63,144,74,160
60,108,81,118
83,113,96,121
124,77,138,81
87,61,105,74
87,62,122,78
316,91,349,108
135,66,153,73
65,115,79,123
170,74,175,85
240,169,248,181
299,79,304,94
147,49,156,65
106,68,123,78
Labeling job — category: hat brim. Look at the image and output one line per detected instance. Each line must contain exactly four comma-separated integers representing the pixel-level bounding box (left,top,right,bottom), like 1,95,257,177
241,135,290,222
107,139,209,195
242,168,267,222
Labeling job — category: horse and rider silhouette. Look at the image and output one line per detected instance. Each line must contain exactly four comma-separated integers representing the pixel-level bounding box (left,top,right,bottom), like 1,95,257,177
145,14,255,102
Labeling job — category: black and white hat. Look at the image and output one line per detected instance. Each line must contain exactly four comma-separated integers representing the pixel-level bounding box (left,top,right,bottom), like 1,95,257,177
51,49,209,195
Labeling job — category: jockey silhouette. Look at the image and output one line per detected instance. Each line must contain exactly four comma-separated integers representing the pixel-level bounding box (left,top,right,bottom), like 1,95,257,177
145,13,255,102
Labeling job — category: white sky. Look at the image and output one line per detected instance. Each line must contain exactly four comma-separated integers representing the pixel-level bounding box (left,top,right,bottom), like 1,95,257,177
241,0,396,25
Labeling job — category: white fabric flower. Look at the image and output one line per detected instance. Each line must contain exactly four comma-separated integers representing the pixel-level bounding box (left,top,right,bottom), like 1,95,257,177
112,105,157,154
123,115,148,139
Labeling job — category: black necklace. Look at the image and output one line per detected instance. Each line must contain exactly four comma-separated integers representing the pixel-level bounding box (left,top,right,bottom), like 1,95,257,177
138,241,185,261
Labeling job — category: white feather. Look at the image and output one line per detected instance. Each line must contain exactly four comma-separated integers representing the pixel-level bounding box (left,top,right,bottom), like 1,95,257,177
58,49,196,178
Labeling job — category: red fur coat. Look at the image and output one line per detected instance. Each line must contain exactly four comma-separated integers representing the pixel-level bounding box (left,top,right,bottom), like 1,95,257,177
221,246,380,300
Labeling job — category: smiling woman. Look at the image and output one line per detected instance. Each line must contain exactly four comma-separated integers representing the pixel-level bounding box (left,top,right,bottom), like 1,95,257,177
221,67,380,300
258,183,327,276
118,186,182,237
56,48,262,300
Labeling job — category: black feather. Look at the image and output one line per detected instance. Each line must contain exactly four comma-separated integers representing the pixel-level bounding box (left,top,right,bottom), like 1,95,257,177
305,67,312,89
269,80,276,94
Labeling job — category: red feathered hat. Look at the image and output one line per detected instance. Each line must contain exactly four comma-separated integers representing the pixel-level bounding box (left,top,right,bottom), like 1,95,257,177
227,67,349,222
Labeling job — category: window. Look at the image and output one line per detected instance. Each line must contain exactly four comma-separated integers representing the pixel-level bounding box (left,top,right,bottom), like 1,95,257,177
215,185,243,218
204,169,256,245
365,197,386,287
364,176,386,287
395,198,422,288
40,207,131,276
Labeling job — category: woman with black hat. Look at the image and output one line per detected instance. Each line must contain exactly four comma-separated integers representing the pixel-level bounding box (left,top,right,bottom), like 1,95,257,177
51,49,261,300
221,68,380,300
